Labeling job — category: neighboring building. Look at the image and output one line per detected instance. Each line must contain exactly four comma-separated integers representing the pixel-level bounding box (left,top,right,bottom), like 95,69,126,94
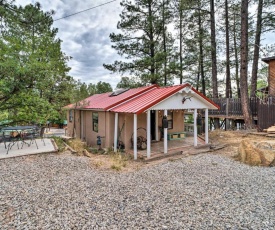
64,84,219,159
262,56,275,96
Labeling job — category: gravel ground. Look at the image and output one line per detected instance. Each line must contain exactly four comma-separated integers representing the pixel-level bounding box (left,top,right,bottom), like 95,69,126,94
1,153,275,229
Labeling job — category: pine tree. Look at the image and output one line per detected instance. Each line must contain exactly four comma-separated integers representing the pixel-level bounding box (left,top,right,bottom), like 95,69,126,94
103,0,171,85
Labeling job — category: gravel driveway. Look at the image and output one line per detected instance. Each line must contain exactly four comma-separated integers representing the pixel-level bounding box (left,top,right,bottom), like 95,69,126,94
1,153,275,229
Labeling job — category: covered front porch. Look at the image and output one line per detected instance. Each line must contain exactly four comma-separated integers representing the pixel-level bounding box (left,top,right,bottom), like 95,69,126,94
110,84,219,160
128,135,209,161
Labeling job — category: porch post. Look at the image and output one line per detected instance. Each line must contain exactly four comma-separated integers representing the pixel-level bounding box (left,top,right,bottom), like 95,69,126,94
164,109,168,154
205,108,209,144
194,109,198,147
155,110,159,141
147,111,151,158
133,113,138,160
114,113,118,152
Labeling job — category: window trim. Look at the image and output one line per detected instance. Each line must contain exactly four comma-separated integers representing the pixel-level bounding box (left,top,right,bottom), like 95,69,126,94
167,110,173,129
69,110,73,122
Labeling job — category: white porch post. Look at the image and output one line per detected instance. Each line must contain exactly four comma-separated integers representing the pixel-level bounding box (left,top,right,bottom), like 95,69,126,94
155,110,159,141
205,108,209,144
164,109,168,154
147,111,151,158
133,113,138,160
114,113,118,152
194,109,198,147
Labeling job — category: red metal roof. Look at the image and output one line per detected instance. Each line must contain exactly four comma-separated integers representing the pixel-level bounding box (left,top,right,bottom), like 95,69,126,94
109,84,184,114
64,84,157,110
110,84,220,114
64,84,219,112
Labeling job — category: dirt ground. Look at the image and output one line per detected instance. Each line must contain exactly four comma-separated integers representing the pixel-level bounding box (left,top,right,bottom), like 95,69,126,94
62,130,275,173
208,130,274,157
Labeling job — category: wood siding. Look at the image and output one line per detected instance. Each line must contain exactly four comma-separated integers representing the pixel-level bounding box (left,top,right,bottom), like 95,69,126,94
258,97,275,130
269,60,275,96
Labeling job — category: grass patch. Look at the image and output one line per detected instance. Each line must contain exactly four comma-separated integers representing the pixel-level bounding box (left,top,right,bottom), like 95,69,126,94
67,138,90,155
50,136,66,152
110,152,129,171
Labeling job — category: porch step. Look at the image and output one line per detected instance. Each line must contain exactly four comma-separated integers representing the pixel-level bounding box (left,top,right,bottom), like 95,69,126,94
143,151,184,163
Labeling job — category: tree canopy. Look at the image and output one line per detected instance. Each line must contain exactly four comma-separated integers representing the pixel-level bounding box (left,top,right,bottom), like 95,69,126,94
0,1,76,124
106,0,275,99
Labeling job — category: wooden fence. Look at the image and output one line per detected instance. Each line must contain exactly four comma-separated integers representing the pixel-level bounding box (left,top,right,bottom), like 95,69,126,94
207,97,275,130
208,98,258,117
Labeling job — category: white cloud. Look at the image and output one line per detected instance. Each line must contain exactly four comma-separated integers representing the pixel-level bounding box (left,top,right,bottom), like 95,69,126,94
16,0,123,89
14,0,275,90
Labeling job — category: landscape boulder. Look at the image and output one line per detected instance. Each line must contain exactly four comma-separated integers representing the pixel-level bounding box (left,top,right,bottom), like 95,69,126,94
238,140,275,166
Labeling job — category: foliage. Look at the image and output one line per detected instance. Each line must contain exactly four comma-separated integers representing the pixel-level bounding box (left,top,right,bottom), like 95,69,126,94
67,138,88,154
103,0,175,85
110,152,129,171
73,80,113,102
0,2,74,125
51,136,66,152
104,0,275,101
116,76,143,89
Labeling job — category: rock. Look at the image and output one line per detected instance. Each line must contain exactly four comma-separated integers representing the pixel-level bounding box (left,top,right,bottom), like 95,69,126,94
238,140,275,166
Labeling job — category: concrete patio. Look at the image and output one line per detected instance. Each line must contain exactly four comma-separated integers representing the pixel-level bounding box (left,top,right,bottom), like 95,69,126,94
129,135,210,161
0,138,58,159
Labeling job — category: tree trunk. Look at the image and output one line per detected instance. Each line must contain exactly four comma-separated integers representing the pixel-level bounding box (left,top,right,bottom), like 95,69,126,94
225,0,232,98
179,1,183,84
148,2,156,83
210,0,218,98
196,66,200,91
250,0,263,98
162,0,167,85
198,9,206,95
240,0,253,127
233,11,241,98
210,0,219,128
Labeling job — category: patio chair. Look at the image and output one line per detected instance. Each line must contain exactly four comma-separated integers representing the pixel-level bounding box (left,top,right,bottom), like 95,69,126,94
37,126,46,146
23,126,46,149
3,131,20,154
0,132,7,149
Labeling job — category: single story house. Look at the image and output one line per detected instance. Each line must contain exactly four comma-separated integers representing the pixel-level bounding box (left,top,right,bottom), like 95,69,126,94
64,84,219,160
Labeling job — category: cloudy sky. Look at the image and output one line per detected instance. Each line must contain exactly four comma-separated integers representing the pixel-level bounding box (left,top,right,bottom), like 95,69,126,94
17,0,123,89
15,0,275,90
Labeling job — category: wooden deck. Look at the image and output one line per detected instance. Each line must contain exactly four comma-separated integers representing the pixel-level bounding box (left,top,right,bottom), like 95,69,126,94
206,97,275,130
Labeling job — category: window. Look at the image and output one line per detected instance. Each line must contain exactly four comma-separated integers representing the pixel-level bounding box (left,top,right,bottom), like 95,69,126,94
92,112,98,132
69,110,73,122
167,111,173,129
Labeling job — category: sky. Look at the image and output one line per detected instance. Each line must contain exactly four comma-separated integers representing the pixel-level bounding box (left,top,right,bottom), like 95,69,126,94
16,0,123,89
14,0,275,90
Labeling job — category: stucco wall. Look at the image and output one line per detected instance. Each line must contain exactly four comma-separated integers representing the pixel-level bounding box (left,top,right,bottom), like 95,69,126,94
66,110,73,137
119,110,185,150
66,110,81,138
105,112,115,148
82,111,106,147
121,113,147,150
66,109,185,150
157,110,185,133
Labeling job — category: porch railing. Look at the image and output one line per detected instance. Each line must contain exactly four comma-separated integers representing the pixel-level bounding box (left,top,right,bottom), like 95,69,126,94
208,98,258,117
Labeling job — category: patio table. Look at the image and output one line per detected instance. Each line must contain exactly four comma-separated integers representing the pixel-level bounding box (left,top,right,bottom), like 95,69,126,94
1,126,38,154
